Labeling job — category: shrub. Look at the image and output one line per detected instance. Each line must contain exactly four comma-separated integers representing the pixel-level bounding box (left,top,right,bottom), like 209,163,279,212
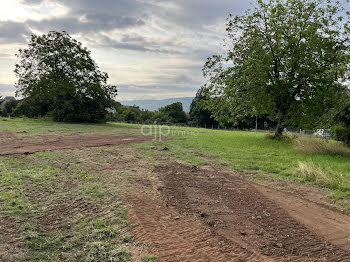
331,125,350,146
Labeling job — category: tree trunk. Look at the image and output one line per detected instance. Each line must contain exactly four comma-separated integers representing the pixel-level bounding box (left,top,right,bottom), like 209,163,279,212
274,119,284,138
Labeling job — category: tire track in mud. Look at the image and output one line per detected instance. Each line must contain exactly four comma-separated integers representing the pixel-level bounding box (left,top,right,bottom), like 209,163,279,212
127,192,267,262
156,164,350,261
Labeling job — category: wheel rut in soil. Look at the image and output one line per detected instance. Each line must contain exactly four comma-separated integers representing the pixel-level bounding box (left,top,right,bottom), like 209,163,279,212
127,163,350,262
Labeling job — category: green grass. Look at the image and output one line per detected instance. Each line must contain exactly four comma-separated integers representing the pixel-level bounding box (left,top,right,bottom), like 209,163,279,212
167,130,350,175
0,117,141,136
0,152,134,261
133,125,350,206
2,118,350,206
161,129,350,206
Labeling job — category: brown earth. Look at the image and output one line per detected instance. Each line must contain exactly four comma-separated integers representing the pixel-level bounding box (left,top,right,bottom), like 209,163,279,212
0,131,153,155
127,163,350,262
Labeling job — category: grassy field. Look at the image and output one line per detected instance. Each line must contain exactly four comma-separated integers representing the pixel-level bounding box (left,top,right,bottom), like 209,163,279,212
1,117,350,260
0,149,135,261
1,118,350,197
155,128,350,206
0,117,141,136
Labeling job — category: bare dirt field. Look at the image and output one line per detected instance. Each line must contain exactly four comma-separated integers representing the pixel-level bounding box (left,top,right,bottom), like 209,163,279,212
0,131,153,155
1,131,350,261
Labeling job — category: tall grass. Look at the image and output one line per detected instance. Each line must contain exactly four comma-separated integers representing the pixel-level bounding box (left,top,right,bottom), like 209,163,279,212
297,162,348,191
292,135,350,155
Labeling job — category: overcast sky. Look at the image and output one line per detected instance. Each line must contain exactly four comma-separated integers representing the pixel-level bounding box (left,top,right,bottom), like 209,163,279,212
0,0,252,100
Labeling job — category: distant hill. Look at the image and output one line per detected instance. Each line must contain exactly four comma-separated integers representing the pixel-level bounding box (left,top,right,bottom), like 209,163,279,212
120,97,194,112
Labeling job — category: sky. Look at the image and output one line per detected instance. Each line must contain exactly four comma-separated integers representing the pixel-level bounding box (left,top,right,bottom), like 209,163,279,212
0,0,251,101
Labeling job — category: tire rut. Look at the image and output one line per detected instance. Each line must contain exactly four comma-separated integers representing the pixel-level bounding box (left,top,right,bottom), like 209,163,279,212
156,164,350,262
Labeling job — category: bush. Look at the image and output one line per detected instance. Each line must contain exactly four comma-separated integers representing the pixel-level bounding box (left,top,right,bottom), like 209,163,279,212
331,125,350,146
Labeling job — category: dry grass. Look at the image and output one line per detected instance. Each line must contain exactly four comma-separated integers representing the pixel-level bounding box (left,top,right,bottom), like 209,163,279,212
297,162,347,190
292,135,350,155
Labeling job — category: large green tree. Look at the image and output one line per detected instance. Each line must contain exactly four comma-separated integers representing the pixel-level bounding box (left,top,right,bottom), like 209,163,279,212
158,102,188,124
189,87,220,128
15,31,117,122
203,0,350,136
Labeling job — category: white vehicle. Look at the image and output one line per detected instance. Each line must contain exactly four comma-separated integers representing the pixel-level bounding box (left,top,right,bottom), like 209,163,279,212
314,129,331,138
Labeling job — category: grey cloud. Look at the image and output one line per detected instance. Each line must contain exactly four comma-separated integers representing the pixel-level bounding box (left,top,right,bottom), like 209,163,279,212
0,85,16,97
86,34,183,54
28,15,145,34
117,84,198,100
24,0,249,35
20,0,44,5
24,0,148,35
173,74,194,84
0,21,32,43
149,0,250,28
60,0,149,17
0,53,13,59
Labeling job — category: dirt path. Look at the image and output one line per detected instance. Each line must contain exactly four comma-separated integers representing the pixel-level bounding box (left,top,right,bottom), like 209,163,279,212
127,163,350,261
0,132,152,155
256,185,350,250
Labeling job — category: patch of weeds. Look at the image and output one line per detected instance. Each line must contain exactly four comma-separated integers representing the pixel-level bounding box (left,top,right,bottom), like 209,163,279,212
22,223,67,261
0,156,59,219
297,162,348,191
79,183,105,200
118,170,131,178
85,242,131,262
122,234,134,243
110,202,130,226
328,191,350,209
76,171,98,182
178,155,208,165
293,135,350,156
0,157,57,185
70,217,132,261
142,255,158,262
0,190,32,218
81,219,118,241
265,133,293,143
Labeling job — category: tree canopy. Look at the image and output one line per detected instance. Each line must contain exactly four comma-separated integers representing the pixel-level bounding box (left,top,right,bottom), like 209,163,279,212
203,0,350,136
159,102,188,124
14,31,117,122
189,87,219,128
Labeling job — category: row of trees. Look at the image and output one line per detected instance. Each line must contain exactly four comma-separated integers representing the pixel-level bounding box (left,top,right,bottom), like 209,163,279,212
108,101,188,124
0,95,190,125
